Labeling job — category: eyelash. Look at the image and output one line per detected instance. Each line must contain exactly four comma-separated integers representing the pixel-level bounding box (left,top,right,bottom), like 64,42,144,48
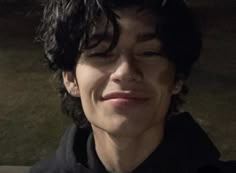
139,52,162,56
89,52,114,58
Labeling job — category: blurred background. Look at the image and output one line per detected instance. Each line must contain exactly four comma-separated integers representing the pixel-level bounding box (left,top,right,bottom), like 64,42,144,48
0,0,235,166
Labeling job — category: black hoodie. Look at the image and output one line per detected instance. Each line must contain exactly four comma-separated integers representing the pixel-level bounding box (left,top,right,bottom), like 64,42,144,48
30,112,236,173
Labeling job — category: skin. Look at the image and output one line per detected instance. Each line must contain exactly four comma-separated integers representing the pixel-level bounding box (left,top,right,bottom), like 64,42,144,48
63,7,183,173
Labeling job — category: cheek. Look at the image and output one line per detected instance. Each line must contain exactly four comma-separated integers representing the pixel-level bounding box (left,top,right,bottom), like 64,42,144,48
76,64,104,90
146,67,175,86
153,63,176,93
144,63,176,108
75,65,108,111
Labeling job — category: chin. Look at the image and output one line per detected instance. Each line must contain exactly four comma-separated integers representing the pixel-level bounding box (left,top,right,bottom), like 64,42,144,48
105,119,155,138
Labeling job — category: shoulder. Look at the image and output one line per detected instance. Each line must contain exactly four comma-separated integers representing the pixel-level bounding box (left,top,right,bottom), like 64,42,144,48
195,160,236,173
29,124,91,173
29,125,76,173
29,154,59,173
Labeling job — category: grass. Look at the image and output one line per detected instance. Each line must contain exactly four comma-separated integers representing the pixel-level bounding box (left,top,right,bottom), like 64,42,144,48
0,46,70,165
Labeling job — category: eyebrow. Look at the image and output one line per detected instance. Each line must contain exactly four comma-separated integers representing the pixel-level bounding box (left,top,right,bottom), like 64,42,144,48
136,33,159,42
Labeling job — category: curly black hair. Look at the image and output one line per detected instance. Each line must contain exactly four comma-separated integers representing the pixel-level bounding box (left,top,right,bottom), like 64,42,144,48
38,0,202,128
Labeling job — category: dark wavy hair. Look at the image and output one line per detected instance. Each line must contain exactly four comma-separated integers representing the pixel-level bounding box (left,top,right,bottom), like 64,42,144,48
38,0,202,128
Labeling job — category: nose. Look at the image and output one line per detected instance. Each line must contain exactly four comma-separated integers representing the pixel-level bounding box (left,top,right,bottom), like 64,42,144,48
110,54,142,83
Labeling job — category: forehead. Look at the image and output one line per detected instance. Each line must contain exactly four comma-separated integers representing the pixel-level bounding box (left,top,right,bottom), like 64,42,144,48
116,7,157,24
94,7,158,33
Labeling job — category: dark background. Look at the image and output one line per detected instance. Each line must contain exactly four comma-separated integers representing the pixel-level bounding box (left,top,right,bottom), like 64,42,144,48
0,0,235,165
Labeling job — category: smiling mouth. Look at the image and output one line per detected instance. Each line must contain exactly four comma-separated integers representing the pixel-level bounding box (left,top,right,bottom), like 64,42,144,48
101,92,149,106
102,92,148,100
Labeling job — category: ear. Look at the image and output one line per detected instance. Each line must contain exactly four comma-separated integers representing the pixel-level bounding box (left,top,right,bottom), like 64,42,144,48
62,71,80,97
172,80,184,95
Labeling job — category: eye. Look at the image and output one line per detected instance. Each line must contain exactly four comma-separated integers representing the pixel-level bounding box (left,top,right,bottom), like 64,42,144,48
87,52,114,59
141,52,162,56
136,51,162,58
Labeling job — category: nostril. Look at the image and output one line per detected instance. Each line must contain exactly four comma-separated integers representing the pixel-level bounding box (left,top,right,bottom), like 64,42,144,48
110,61,142,83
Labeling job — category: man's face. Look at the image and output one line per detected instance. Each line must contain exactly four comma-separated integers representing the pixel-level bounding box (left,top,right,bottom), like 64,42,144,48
65,8,181,137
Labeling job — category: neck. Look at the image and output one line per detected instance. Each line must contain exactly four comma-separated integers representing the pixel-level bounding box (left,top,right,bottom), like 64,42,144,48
92,124,165,173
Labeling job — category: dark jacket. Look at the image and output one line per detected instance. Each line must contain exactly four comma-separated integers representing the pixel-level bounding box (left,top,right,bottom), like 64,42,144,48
30,112,236,173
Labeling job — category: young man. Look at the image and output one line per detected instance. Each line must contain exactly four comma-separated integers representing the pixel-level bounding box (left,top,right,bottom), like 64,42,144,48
31,0,236,172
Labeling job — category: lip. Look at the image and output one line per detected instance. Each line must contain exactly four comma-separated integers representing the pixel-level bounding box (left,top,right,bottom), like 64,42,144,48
101,93,148,107
102,91,148,101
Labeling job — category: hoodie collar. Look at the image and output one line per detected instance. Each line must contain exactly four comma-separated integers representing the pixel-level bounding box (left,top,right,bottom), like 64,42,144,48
55,112,220,173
